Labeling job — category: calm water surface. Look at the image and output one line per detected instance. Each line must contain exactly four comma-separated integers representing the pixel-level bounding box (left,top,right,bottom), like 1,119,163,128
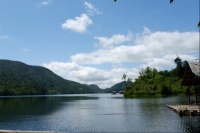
0,94,200,132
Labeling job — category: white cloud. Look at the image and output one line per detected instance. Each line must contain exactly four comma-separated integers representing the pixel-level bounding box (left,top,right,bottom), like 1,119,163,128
140,54,197,70
135,30,198,54
42,61,139,89
61,14,93,33
71,29,199,65
37,0,52,7
84,1,102,15
94,32,133,49
21,48,30,52
43,28,199,89
0,35,9,40
143,26,151,34
61,2,101,34
0,26,10,40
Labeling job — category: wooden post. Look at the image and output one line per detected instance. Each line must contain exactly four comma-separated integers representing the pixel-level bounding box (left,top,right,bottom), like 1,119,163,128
195,86,197,104
188,86,190,105
197,86,200,104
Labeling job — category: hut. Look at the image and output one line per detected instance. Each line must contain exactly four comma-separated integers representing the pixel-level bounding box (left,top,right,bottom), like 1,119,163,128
181,60,200,86
180,59,200,104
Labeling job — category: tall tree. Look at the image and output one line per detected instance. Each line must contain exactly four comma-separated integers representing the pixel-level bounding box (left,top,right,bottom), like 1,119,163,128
122,74,127,81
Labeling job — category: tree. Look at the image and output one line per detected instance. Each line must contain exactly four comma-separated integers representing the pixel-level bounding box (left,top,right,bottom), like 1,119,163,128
127,78,132,83
122,74,127,81
114,0,200,27
122,74,133,91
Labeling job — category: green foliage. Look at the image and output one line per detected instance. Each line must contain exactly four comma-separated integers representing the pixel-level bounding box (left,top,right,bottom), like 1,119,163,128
104,81,127,93
0,60,93,96
161,84,172,95
123,66,187,98
122,74,127,81
86,84,104,93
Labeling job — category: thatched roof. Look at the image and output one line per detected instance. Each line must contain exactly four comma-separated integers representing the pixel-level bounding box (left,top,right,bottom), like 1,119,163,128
188,61,200,77
181,60,200,86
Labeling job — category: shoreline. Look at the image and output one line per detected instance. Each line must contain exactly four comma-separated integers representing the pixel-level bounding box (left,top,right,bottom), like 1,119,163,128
0,130,58,133
166,105,200,116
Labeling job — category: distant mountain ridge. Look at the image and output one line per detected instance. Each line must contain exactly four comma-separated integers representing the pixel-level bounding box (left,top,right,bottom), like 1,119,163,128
0,59,93,96
86,84,104,93
104,81,126,93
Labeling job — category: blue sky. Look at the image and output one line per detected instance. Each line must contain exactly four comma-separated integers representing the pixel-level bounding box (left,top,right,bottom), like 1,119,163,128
0,0,199,88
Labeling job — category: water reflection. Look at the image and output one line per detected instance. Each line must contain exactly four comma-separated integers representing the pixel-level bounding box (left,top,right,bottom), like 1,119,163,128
0,95,99,118
180,116,200,132
0,94,200,132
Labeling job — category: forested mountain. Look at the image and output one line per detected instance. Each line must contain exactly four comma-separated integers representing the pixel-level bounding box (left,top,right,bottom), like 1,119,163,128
104,81,126,93
86,84,104,93
0,60,93,96
0,60,189,97
123,66,188,98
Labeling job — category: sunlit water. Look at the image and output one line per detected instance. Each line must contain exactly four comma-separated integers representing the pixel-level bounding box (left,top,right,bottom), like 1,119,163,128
0,94,200,132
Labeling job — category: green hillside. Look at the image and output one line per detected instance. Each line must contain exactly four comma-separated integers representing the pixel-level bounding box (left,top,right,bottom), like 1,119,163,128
123,66,188,98
104,81,126,93
0,60,93,96
86,84,104,93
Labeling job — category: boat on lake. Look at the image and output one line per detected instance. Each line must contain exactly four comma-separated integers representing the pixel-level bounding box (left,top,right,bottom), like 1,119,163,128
112,91,117,94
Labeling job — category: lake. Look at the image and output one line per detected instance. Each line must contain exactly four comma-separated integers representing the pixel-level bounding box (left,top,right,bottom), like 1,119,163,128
0,94,200,132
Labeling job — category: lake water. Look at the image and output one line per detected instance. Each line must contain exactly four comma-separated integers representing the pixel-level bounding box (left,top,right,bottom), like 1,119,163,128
0,94,200,132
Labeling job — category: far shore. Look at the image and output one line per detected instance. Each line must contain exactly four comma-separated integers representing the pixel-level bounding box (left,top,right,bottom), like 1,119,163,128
0,130,58,133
